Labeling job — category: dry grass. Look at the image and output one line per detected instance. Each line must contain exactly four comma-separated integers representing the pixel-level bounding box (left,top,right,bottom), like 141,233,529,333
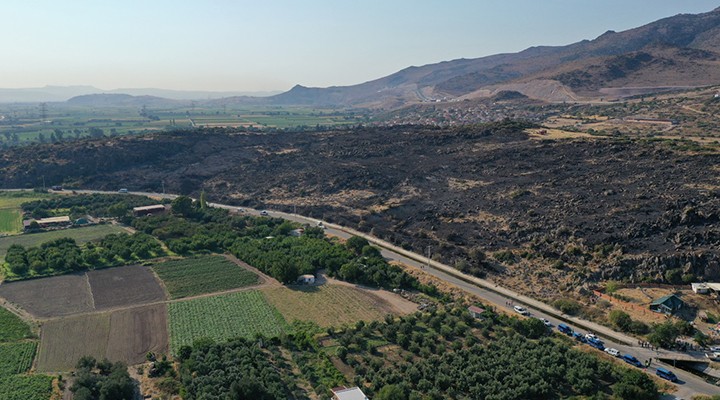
261,284,408,328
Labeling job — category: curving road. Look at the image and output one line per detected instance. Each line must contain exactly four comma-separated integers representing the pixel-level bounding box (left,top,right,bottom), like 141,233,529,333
27,189,720,397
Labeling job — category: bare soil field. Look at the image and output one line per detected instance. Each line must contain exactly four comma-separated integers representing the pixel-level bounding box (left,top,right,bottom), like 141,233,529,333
0,274,93,318
88,266,166,310
262,284,413,328
37,313,108,372
105,304,168,364
37,304,168,372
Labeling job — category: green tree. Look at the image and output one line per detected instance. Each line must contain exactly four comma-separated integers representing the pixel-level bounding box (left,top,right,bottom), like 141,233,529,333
608,310,632,331
648,320,680,348
199,191,208,210
376,384,407,400
171,196,194,217
346,236,369,254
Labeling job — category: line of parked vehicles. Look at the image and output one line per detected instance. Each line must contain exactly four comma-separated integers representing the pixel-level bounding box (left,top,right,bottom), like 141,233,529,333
551,322,679,382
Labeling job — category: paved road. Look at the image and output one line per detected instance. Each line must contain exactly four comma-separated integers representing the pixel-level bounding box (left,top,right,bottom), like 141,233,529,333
32,189,720,397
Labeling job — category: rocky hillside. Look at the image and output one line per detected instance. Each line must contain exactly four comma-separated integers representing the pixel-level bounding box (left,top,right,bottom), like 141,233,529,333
1,124,719,299
255,7,720,106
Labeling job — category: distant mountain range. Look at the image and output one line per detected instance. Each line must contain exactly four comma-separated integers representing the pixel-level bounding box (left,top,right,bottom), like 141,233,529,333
254,6,720,107
5,7,720,108
0,85,280,103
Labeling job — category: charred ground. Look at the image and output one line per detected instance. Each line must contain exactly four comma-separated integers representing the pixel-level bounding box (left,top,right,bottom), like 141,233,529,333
1,123,719,299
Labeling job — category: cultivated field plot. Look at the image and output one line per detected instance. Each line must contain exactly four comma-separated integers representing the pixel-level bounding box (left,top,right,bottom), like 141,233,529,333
88,265,166,309
0,224,127,259
0,375,54,400
37,303,168,372
0,209,21,234
0,342,36,376
262,285,405,328
0,273,93,318
152,255,259,299
168,290,287,352
0,306,32,342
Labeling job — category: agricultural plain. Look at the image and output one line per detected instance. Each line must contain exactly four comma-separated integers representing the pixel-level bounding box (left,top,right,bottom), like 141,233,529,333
37,303,168,372
168,290,287,352
0,273,93,318
0,223,127,260
88,265,166,309
0,306,32,342
0,192,49,235
0,304,52,400
152,255,259,299
262,284,410,328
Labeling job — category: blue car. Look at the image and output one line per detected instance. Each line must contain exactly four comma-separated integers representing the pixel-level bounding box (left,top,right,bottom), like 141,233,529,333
573,332,587,343
655,367,677,382
557,323,573,335
587,338,605,351
622,354,643,368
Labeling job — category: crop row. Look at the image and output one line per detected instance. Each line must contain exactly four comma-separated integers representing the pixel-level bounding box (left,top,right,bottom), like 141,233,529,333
0,307,32,342
0,375,54,400
153,255,259,299
168,290,287,352
0,342,37,376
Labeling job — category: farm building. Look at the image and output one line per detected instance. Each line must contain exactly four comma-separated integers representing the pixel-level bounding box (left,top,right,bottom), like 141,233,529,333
331,386,369,400
132,204,167,217
24,216,72,230
297,274,315,285
692,283,711,294
649,294,685,315
468,305,486,319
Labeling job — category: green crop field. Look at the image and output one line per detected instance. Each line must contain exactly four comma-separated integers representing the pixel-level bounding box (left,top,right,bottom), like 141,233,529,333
0,209,22,234
0,342,36,376
152,255,259,299
0,191,52,234
0,307,32,342
0,224,127,260
0,375,54,400
168,290,287,352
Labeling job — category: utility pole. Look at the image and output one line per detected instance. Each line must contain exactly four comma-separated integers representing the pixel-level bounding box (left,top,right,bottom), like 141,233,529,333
426,245,431,269
161,180,165,195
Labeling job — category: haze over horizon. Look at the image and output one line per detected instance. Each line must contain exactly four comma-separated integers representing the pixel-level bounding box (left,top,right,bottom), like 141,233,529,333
2,0,718,93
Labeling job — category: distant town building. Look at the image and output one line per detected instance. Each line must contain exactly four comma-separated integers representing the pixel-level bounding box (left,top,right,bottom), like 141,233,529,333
331,386,369,400
692,283,710,294
132,204,168,217
649,294,684,315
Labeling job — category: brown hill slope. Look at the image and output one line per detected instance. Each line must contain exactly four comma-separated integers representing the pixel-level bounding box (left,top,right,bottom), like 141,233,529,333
259,7,720,107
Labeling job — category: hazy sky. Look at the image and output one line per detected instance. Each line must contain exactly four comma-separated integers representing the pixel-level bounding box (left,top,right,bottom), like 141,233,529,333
2,1,718,92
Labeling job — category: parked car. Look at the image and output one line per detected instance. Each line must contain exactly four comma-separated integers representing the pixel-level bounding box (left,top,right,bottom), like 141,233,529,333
118,188,128,193
585,333,599,342
573,332,587,343
705,352,720,361
260,210,269,216
655,367,677,382
513,305,528,315
557,323,573,335
622,354,643,368
709,346,720,352
587,338,605,351
537,318,552,327
604,348,620,357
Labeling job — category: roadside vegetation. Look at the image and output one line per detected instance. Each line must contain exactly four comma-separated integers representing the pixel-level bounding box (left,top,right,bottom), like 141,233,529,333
152,255,259,299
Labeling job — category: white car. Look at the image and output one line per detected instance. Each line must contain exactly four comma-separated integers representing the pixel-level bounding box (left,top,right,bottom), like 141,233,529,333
706,352,720,361
538,318,552,327
604,348,620,357
709,346,720,352
585,333,599,342
260,210,269,216
513,305,528,315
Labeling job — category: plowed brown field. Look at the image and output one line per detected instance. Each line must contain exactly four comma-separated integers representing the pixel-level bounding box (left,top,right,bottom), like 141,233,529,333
89,266,166,310
0,274,93,318
37,304,168,372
